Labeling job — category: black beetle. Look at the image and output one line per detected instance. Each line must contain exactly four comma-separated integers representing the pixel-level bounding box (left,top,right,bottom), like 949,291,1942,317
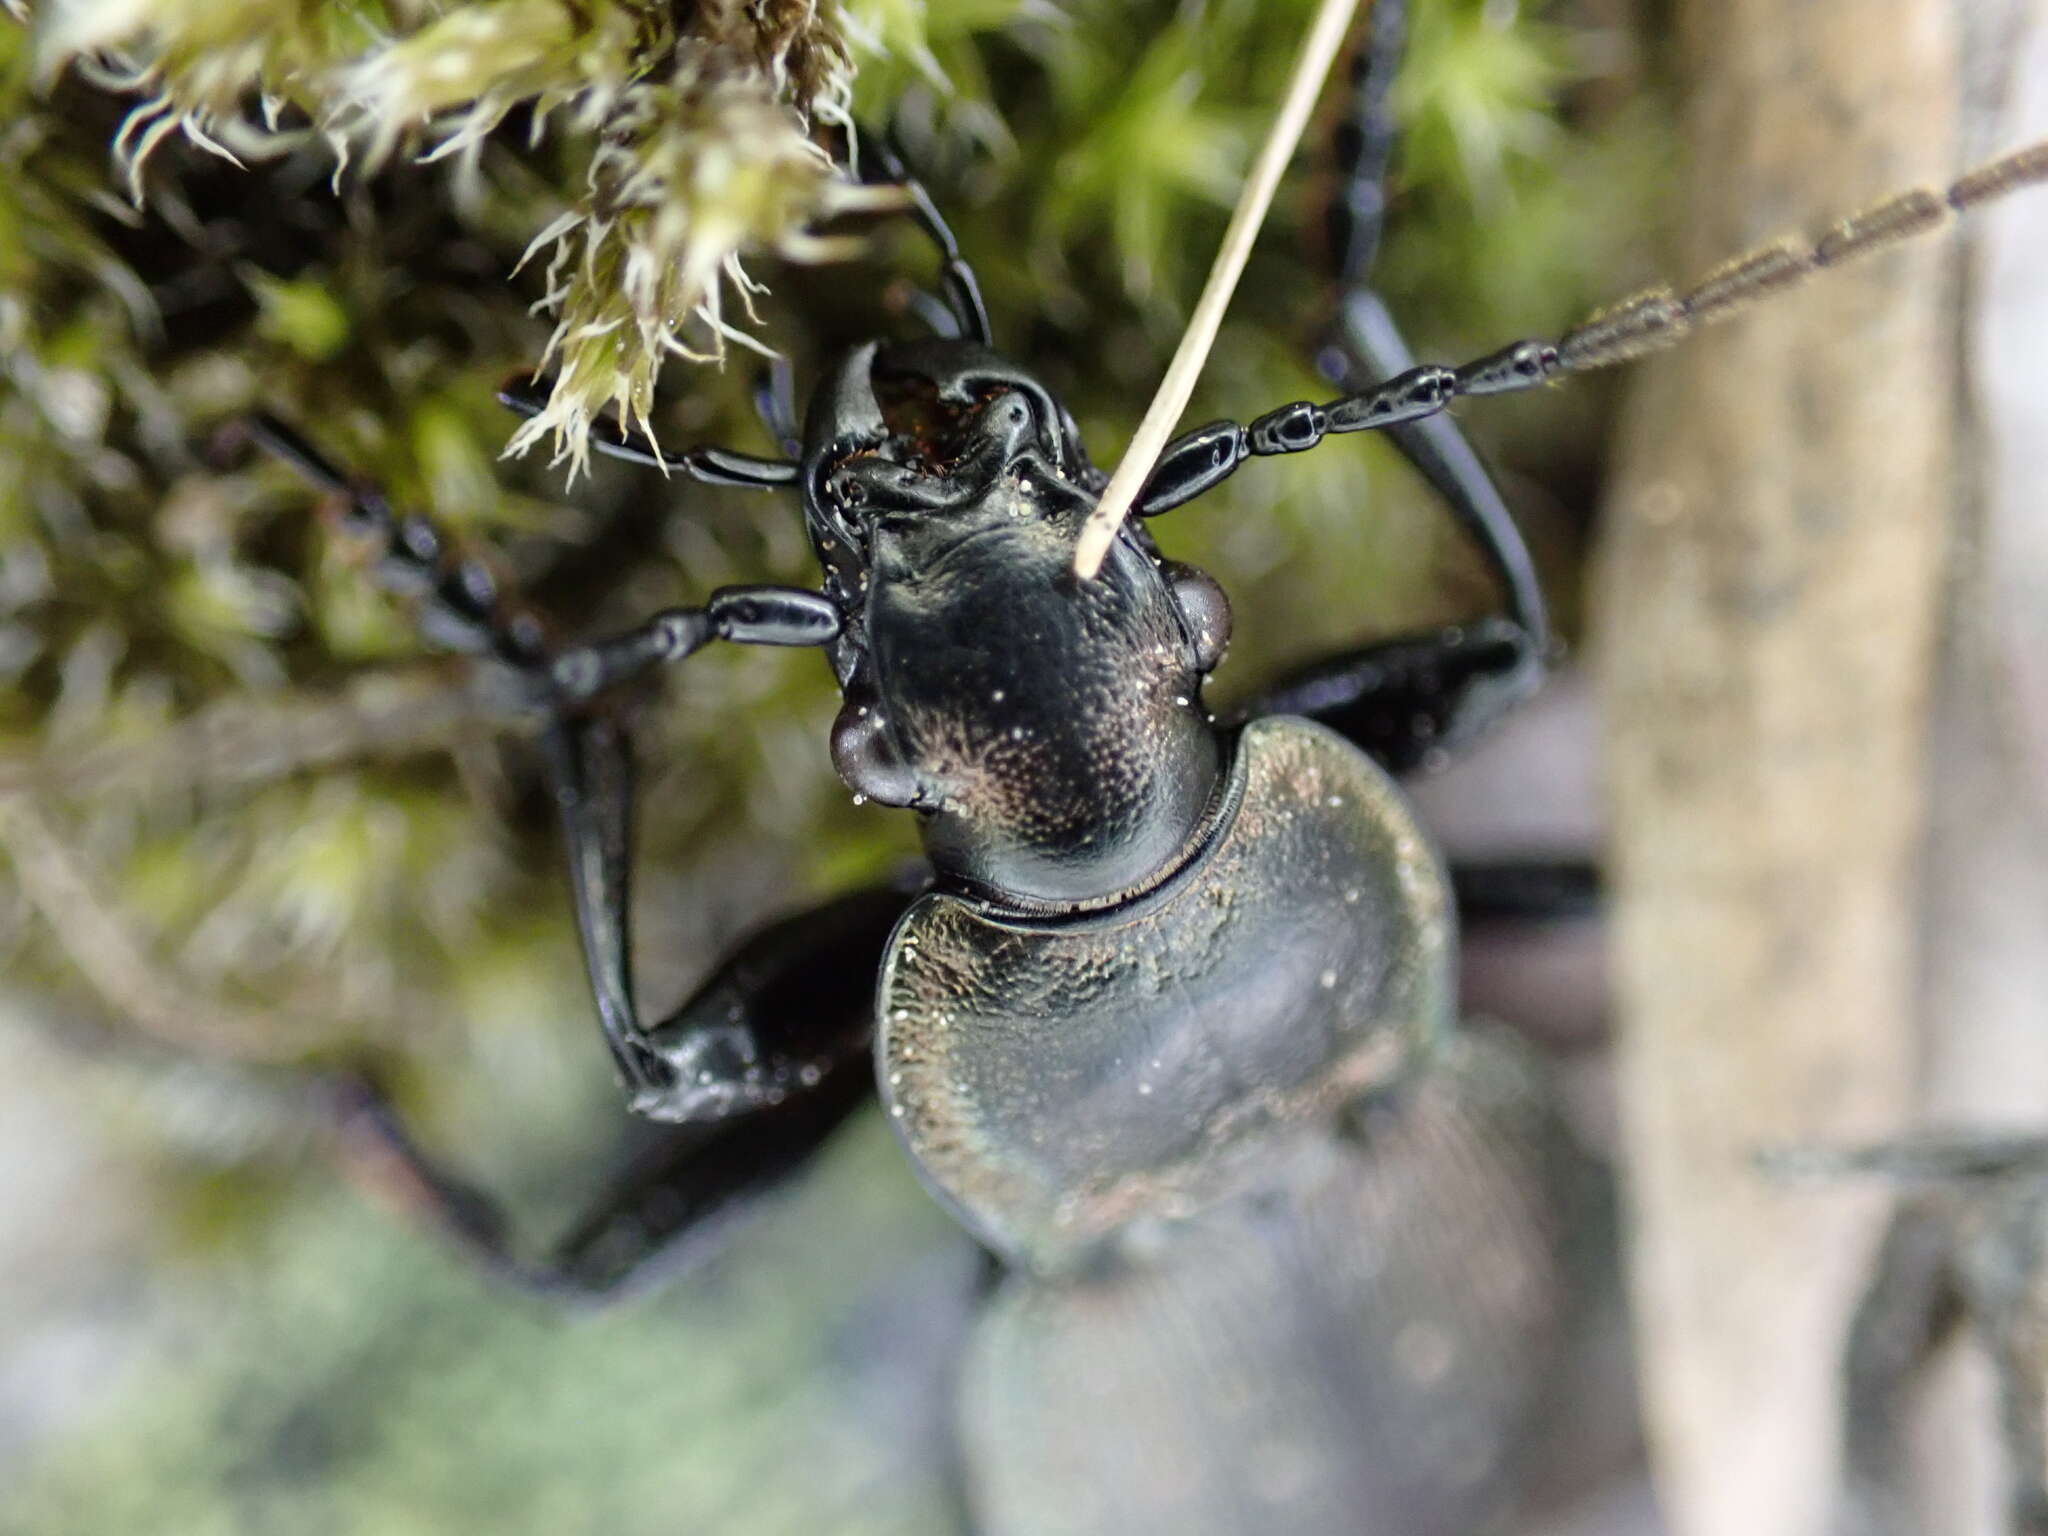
241,110,1583,1536
224,10,2048,1529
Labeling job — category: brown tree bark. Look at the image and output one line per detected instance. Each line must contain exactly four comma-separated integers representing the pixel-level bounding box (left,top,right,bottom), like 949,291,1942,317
1595,3,1965,1532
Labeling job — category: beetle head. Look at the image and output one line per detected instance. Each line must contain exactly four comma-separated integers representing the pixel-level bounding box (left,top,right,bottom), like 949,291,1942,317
798,340,1100,587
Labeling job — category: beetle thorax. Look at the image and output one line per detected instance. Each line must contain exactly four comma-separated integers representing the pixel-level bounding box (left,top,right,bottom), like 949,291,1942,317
863,489,1222,908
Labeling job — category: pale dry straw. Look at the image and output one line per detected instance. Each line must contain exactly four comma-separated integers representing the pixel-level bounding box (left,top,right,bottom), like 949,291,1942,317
1072,0,1370,579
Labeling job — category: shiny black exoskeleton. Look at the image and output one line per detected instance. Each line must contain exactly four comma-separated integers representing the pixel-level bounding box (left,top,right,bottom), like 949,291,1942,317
805,338,1230,912
245,12,1597,1531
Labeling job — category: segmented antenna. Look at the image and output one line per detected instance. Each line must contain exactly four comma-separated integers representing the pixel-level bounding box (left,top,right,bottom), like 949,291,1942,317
237,414,842,724
236,414,552,673
1074,137,2048,576
1758,1131,2048,1185
1551,139,2048,371
1323,140,2048,435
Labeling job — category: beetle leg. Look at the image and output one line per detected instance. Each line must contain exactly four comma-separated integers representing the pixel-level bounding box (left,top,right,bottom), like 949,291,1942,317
529,583,845,1096
1833,1201,1965,1536
753,355,802,456
1214,443,1542,771
1447,857,1607,1056
1321,0,1405,293
1218,287,1551,773
242,415,851,1104
240,413,656,1087
330,1068,872,1301
1312,0,1547,647
536,1078,878,1297
1769,1132,2048,1183
539,711,671,1098
1968,1216,2048,1536
1321,288,1550,654
628,884,915,1126
328,885,916,1298
1155,0,1548,770
326,1070,534,1288
1128,0,1402,522
848,121,993,347
1137,0,1547,773
1772,1133,2048,1535
1226,620,1538,775
1956,1199,2048,1536
1448,858,1599,925
1154,137,2048,498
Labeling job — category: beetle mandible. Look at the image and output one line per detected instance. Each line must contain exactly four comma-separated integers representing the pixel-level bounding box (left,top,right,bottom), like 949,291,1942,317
227,5,2048,1529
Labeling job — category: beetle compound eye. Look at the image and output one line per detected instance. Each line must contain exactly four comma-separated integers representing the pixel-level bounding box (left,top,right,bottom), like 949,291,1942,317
1164,561,1232,674
831,695,923,808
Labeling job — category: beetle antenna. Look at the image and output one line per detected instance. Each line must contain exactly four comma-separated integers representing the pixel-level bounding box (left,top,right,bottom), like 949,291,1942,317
1102,136,2048,531
1073,0,1370,580
239,413,554,672
1758,1131,2048,1186
1531,138,2048,376
1207,138,2048,458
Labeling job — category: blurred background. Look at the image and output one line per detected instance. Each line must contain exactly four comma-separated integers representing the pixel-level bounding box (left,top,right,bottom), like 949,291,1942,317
1,0,2043,1531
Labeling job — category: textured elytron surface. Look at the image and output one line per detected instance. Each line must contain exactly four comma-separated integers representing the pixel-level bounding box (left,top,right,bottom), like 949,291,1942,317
959,1030,1572,1536
876,716,1455,1269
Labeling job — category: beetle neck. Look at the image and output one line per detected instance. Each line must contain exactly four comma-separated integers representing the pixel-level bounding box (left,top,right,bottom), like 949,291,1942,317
926,723,1236,920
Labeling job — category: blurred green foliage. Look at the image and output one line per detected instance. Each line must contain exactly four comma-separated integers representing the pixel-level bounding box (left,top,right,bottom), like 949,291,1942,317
0,1,1674,1529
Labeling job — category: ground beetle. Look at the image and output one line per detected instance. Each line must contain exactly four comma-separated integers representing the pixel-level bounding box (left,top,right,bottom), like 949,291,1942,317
231,3,2048,1528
